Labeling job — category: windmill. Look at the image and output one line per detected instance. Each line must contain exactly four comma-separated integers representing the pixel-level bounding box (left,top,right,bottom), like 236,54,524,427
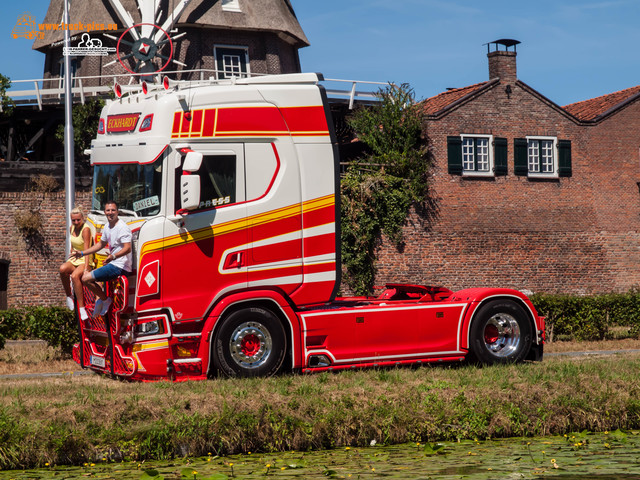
102,0,189,75
33,0,310,84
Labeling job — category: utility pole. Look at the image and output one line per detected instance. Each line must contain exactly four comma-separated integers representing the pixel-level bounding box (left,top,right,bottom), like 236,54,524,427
63,0,75,259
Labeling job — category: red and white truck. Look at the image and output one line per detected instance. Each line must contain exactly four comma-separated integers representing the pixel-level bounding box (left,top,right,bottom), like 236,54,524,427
73,73,545,381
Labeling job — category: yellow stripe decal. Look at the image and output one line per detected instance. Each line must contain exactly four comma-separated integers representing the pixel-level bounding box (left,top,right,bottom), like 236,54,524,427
139,196,334,258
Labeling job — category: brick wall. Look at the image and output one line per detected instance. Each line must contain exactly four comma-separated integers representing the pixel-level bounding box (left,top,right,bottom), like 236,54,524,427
374,79,640,294
0,191,92,308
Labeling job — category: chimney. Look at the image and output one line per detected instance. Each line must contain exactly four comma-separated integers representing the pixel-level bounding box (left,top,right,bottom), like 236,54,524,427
486,39,520,82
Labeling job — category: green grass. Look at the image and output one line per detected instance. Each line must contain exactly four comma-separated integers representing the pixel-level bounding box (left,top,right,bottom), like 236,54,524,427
1,353,640,470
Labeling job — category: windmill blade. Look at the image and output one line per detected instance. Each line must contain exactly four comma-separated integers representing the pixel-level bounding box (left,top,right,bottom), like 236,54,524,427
170,32,187,41
154,0,193,43
106,0,140,41
116,38,135,47
103,58,119,68
137,0,158,37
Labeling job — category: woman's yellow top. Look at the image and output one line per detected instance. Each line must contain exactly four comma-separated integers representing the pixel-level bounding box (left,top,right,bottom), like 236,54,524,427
69,223,95,268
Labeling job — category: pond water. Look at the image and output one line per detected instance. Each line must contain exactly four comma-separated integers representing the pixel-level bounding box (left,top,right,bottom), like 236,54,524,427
1,431,639,479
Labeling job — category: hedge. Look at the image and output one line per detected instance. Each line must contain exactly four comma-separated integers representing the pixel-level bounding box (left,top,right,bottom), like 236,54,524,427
1,291,640,354
531,290,640,341
0,306,77,354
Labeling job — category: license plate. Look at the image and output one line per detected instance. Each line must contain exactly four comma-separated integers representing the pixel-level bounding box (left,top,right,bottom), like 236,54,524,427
90,355,106,368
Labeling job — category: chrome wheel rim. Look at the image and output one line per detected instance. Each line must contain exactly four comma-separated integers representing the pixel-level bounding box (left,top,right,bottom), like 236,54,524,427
229,321,272,369
483,313,521,357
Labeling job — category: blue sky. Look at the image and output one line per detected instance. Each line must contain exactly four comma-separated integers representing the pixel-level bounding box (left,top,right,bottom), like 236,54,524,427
2,0,640,106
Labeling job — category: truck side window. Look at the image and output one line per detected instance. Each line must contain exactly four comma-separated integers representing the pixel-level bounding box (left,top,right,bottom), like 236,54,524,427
196,154,237,208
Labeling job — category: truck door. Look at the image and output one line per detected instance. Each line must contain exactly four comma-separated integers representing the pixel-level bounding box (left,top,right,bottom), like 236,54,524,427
245,141,303,295
162,144,247,322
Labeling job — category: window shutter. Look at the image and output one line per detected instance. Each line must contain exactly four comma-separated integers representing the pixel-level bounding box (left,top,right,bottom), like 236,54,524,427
494,137,507,176
514,138,528,176
447,136,462,175
558,140,572,177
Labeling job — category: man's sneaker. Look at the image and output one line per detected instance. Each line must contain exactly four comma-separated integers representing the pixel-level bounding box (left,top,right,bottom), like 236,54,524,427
99,297,113,316
66,296,74,311
93,298,104,318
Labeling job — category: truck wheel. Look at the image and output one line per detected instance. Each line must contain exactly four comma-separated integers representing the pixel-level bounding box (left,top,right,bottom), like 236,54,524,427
213,307,287,377
468,300,532,364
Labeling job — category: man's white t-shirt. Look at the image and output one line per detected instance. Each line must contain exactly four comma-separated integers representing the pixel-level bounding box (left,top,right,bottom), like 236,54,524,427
102,218,132,272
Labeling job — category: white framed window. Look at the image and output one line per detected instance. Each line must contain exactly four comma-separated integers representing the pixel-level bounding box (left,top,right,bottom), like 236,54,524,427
461,134,494,176
214,45,249,79
222,0,241,12
526,136,558,178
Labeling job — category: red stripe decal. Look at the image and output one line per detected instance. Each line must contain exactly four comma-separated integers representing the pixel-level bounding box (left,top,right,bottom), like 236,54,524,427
248,265,302,282
280,106,328,134
216,107,288,135
171,112,181,136
251,214,302,244
303,233,335,258
303,262,335,274
250,239,303,266
191,110,203,137
202,109,216,137
303,204,335,229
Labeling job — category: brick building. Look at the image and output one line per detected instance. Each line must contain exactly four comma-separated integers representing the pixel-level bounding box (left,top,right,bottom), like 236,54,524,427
375,40,640,295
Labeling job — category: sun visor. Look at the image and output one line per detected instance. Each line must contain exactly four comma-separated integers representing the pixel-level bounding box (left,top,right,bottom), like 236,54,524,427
90,143,169,166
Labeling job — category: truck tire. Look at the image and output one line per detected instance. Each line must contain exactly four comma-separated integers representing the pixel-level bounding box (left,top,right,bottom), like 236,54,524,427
468,299,532,364
213,306,287,377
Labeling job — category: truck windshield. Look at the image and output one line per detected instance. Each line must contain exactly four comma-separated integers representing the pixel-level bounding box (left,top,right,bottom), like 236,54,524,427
91,153,163,216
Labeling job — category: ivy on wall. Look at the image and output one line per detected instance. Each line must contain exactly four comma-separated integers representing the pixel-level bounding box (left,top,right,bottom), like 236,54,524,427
341,84,432,295
13,175,60,258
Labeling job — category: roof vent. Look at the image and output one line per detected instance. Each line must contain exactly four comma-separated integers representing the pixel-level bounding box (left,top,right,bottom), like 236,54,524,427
485,39,520,53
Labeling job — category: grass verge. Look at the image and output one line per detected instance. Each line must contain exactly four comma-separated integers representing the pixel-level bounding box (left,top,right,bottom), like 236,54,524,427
1,347,640,470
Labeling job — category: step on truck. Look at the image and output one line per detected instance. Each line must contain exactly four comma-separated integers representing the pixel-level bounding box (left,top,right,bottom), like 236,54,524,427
73,73,545,381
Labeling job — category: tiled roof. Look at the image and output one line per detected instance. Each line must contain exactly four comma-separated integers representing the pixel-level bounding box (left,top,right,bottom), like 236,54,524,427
421,82,489,115
563,85,640,121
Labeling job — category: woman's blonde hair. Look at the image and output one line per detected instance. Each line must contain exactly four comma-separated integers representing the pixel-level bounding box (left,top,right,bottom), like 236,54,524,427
70,206,84,218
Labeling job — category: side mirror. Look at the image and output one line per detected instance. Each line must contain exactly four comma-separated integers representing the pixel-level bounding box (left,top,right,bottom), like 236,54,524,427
180,174,201,211
183,151,203,172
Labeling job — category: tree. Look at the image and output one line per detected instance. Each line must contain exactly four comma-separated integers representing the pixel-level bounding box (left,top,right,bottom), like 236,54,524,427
0,73,13,115
341,83,432,295
55,98,105,163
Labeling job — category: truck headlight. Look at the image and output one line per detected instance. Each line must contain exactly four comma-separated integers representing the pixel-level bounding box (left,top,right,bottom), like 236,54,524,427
135,317,165,337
